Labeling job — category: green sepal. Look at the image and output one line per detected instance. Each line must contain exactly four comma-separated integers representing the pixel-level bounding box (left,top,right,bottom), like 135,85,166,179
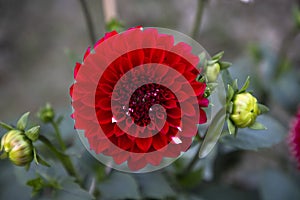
25,126,40,142
0,152,8,159
17,112,30,131
227,119,236,135
207,59,218,65
232,79,239,92
0,121,14,130
248,122,267,130
238,76,250,93
220,61,232,70
211,51,224,61
258,104,269,114
196,74,206,82
0,135,4,151
227,84,235,102
33,148,50,167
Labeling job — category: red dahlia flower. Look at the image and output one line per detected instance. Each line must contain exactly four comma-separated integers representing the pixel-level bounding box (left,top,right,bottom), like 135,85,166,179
289,107,300,169
70,27,209,171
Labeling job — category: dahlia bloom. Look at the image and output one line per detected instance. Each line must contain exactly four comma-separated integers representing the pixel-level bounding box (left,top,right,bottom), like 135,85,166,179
289,108,300,168
70,27,208,171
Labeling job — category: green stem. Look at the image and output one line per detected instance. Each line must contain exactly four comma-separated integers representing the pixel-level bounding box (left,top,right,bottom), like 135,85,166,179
79,0,96,44
50,120,66,151
179,135,202,176
39,135,81,185
191,0,208,38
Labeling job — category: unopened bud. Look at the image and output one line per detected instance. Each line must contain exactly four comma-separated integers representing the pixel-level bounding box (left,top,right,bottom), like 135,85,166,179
37,103,55,123
1,130,34,166
230,92,259,128
206,63,220,82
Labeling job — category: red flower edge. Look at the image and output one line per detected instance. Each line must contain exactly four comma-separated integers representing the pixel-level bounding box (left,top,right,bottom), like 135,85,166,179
288,107,300,169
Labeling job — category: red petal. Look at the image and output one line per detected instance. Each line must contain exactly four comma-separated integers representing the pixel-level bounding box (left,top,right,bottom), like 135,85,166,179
118,135,134,150
136,137,153,152
153,134,168,150
83,47,91,61
199,108,207,124
74,62,82,79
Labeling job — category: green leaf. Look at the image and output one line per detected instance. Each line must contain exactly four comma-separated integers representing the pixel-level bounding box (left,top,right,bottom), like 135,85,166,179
17,112,30,131
57,178,95,200
238,76,250,93
220,61,232,70
227,119,236,135
0,121,14,130
27,176,45,197
221,115,286,150
258,103,269,114
98,172,141,200
199,108,226,158
136,172,176,199
25,125,40,142
248,122,267,130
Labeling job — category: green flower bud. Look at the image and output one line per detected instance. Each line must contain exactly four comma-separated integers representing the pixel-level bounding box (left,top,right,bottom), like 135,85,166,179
206,63,220,82
1,130,34,166
37,103,55,123
230,92,259,128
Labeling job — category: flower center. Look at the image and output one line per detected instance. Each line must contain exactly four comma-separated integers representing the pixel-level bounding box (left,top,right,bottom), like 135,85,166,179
128,83,174,127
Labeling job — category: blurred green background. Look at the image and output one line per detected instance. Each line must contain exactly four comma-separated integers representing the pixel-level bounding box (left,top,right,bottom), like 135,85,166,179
0,0,299,199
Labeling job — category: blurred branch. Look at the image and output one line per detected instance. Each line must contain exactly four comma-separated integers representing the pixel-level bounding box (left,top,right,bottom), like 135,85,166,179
79,0,96,44
191,0,208,38
274,4,300,79
274,27,300,79
102,0,118,24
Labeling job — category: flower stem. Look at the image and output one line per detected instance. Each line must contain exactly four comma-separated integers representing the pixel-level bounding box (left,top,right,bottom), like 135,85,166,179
191,0,208,38
180,143,202,176
50,120,66,152
39,135,82,185
79,0,96,44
